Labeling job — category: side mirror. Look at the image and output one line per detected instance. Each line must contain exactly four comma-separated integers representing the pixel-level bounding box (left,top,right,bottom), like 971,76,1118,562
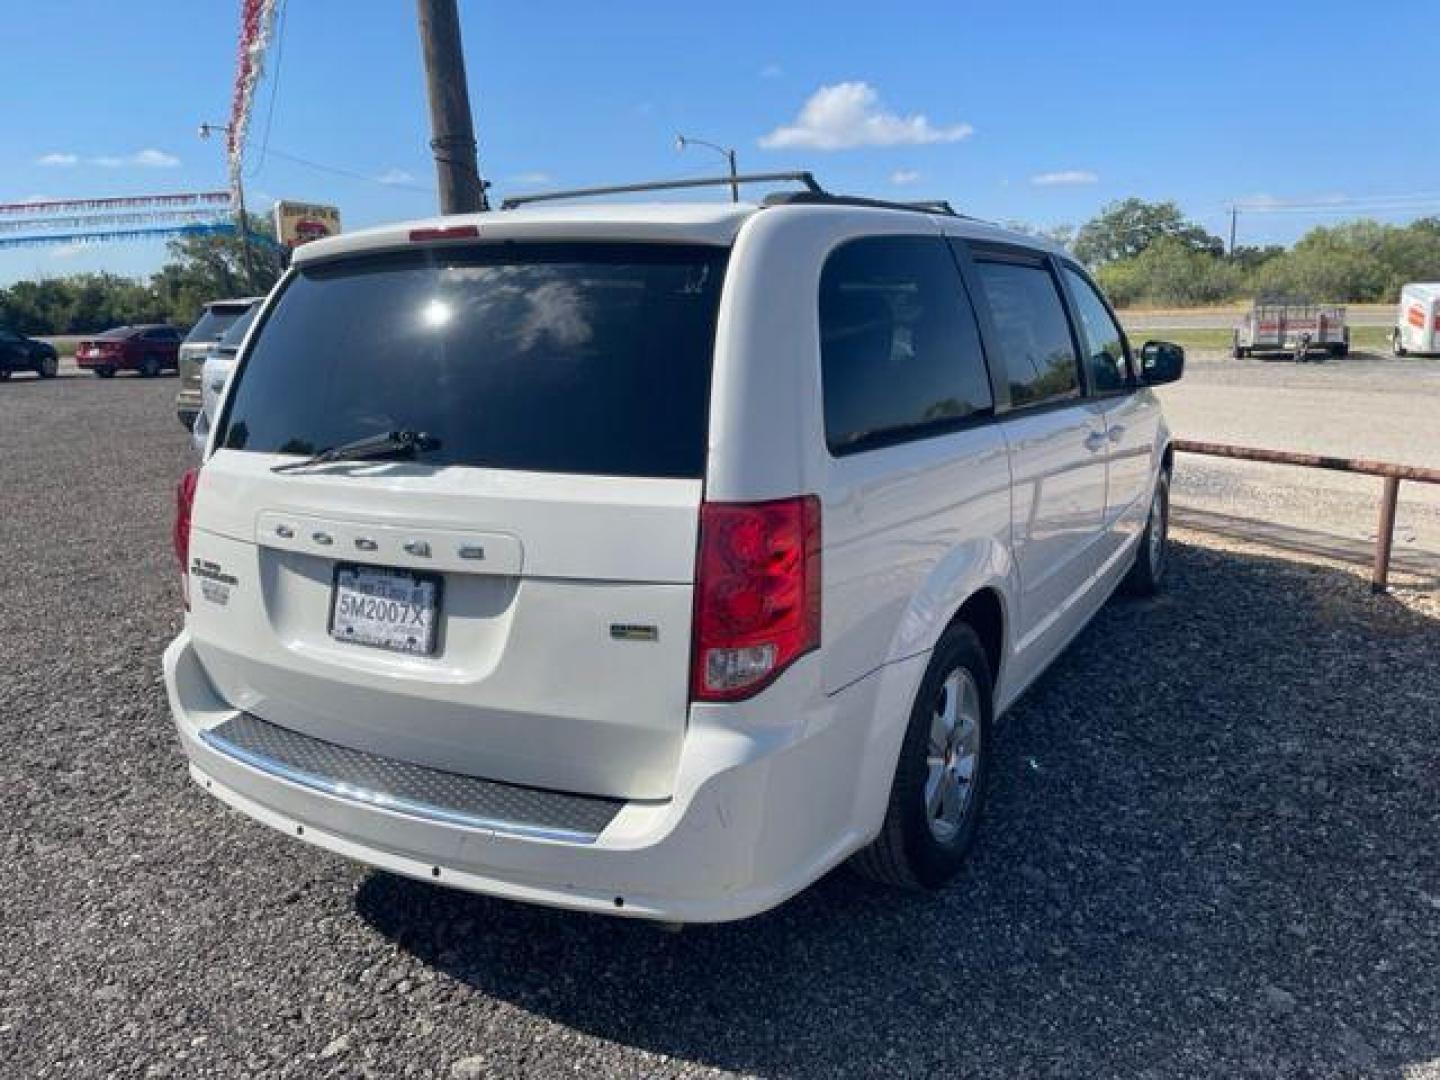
1139,340,1185,385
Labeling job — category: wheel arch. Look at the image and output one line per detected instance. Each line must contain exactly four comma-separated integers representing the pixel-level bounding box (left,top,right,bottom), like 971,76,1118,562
944,586,1005,688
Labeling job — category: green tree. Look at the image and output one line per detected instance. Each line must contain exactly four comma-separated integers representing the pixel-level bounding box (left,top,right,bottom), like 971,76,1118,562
1094,236,1243,306
149,212,285,326
1074,198,1223,266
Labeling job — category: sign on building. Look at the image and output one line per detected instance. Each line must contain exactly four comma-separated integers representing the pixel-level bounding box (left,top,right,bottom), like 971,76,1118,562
272,200,341,247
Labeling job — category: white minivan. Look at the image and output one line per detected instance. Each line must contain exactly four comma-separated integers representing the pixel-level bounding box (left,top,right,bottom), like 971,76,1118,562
165,177,1183,923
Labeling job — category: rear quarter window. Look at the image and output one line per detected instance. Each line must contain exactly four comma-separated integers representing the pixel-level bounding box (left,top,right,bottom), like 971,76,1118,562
218,243,728,479
819,235,993,454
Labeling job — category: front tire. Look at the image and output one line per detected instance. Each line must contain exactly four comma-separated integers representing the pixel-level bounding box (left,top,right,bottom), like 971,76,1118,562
38,353,58,378
1123,468,1170,596
94,366,115,378
1392,329,1407,357
850,623,993,890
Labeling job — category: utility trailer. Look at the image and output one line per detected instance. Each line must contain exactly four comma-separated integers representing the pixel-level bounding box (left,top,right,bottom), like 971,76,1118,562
1232,300,1349,361
1391,282,1440,357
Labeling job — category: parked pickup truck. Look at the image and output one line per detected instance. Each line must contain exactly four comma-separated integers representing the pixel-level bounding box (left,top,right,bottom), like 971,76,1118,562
0,324,60,380
1232,299,1349,360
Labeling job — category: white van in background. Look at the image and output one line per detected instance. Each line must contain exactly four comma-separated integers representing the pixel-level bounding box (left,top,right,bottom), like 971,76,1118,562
1393,283,1440,356
166,175,1184,922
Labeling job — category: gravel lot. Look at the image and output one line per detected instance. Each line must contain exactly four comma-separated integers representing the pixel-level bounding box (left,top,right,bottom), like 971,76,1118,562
1158,350,1440,557
2,372,1437,1079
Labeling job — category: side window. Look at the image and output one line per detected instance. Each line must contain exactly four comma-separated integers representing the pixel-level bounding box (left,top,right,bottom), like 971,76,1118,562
1063,266,1130,393
819,236,993,454
972,259,1080,408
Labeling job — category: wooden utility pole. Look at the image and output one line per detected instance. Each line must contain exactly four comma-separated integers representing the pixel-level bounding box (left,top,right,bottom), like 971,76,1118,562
1228,206,1238,258
415,0,488,213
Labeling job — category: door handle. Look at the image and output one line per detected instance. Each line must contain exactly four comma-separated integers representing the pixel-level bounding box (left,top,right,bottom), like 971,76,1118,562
1084,431,1107,452
1108,425,1125,443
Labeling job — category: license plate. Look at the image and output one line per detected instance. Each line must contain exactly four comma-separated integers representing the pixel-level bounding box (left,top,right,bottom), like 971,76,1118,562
329,564,441,656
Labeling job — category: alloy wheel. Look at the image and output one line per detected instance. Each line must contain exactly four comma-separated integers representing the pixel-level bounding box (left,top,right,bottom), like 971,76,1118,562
925,667,982,842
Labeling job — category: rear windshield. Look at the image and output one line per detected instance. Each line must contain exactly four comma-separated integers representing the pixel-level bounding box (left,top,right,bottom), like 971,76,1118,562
217,243,728,478
185,304,251,344
218,303,259,350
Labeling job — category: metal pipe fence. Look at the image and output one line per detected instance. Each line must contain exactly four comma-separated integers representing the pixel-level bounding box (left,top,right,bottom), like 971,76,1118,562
1172,439,1440,592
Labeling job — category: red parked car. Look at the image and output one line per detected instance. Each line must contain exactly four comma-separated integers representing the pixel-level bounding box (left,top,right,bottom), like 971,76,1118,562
75,324,183,378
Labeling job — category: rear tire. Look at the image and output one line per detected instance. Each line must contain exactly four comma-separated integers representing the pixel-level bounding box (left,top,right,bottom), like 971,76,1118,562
95,366,115,378
38,354,58,378
1123,469,1170,597
850,623,992,890
1392,329,1407,357
140,355,160,378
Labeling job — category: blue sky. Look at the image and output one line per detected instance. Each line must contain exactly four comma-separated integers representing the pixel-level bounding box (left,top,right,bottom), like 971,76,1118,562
1,0,1434,284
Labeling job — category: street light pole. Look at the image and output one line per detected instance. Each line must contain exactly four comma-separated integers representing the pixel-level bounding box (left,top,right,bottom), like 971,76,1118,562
198,121,259,291
676,134,739,202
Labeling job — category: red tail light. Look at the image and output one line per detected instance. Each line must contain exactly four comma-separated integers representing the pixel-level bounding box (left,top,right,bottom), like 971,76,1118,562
173,468,198,608
691,496,821,702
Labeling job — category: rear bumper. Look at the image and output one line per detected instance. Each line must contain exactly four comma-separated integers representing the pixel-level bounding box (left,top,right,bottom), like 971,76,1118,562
77,355,132,370
164,631,905,922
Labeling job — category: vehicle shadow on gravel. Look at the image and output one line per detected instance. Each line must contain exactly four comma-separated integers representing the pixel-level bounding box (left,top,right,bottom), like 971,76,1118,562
356,541,1440,1078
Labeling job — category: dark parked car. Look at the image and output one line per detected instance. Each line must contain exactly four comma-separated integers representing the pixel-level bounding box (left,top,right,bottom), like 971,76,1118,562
75,325,183,378
0,325,60,380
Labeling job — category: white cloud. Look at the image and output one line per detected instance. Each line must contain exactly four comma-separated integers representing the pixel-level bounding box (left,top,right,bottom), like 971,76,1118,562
38,148,178,168
376,167,417,186
1031,170,1098,187
890,169,921,185
759,82,973,150
90,148,180,168
759,62,783,79
130,148,179,168
509,171,553,186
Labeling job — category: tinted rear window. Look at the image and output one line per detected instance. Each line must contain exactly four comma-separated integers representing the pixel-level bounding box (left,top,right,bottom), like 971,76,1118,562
218,243,727,478
185,305,251,344
218,304,259,350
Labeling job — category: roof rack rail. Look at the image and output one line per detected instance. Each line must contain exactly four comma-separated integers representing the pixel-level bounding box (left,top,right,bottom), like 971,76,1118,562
500,171,824,210
761,190,962,217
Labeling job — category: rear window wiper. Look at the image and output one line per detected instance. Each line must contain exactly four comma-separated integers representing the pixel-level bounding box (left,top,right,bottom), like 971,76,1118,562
271,429,442,474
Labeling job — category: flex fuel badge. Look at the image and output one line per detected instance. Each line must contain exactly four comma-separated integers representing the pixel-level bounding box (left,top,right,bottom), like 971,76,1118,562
190,558,238,606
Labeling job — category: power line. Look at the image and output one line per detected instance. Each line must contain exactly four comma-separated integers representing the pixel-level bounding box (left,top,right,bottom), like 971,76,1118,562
247,0,287,178
251,145,432,193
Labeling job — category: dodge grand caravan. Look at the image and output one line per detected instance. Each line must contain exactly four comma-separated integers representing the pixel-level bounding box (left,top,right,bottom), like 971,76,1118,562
165,177,1183,922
